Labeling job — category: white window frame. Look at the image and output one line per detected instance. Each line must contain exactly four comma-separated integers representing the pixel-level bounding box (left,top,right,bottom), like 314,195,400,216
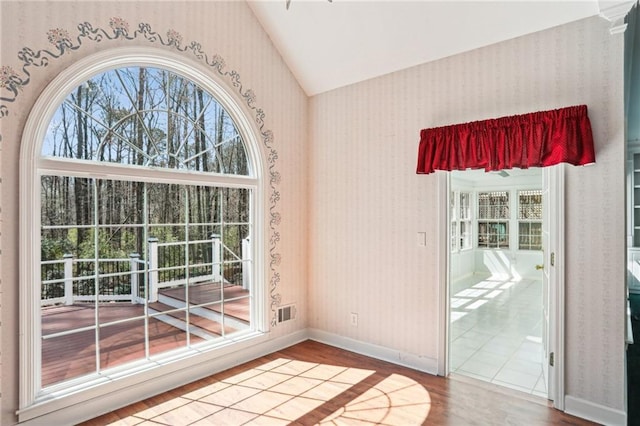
450,191,457,252
458,192,472,251
450,191,473,252
477,191,510,249
473,188,543,251
19,48,266,422
517,189,543,251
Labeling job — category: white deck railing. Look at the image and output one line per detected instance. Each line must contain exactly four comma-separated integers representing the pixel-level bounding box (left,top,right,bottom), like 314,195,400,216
41,235,251,306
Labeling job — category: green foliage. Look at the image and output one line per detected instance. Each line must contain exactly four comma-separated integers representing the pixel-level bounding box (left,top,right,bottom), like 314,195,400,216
40,66,253,297
41,235,74,261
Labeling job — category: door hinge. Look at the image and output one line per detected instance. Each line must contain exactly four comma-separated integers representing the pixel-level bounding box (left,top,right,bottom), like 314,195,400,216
550,352,555,367
550,252,555,267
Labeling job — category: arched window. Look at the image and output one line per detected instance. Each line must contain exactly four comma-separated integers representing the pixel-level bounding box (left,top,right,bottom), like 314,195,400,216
19,49,264,417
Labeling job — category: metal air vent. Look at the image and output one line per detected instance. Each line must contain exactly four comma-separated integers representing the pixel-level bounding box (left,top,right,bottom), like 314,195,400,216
277,304,296,323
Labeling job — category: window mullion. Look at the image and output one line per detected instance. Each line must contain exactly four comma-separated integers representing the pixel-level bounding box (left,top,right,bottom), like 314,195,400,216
39,158,258,189
450,191,455,252
220,190,226,337
93,179,101,374
143,183,150,360
456,192,460,252
511,189,517,251
249,188,255,328
185,187,191,348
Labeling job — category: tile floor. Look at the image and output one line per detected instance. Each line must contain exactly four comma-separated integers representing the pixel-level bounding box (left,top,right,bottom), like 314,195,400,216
450,275,548,398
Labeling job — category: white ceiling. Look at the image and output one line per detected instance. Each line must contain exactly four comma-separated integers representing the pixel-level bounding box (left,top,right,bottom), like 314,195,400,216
451,167,542,186
248,0,602,96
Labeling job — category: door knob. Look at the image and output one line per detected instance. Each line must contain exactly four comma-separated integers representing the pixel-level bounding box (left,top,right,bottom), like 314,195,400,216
536,264,544,270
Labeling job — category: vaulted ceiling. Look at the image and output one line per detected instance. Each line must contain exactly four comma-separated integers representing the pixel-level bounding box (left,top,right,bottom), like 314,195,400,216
248,0,622,96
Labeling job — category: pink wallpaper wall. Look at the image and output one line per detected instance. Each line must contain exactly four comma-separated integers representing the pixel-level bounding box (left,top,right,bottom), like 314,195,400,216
309,15,625,414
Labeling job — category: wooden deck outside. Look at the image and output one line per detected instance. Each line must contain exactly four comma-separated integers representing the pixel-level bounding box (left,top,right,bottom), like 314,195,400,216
41,282,249,387
160,282,250,321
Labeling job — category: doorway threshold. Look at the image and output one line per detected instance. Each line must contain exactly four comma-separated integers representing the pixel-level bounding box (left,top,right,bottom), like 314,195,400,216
449,372,550,407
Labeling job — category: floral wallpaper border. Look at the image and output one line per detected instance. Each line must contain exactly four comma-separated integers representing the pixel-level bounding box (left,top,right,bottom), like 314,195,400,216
0,19,283,326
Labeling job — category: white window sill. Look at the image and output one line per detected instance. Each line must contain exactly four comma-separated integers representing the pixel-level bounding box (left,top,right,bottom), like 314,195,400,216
19,330,268,424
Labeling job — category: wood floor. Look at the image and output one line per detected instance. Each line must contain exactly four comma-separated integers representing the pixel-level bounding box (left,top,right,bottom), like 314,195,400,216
80,340,595,426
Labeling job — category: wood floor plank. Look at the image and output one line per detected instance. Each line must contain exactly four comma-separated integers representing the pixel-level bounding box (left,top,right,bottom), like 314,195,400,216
79,340,595,425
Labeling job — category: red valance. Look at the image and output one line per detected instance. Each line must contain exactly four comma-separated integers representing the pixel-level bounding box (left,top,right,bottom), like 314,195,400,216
416,105,595,174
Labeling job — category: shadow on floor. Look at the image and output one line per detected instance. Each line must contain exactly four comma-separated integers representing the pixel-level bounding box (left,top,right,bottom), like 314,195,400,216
628,293,640,426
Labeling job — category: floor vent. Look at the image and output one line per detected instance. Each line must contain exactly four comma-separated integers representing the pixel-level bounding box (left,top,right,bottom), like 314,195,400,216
278,304,296,323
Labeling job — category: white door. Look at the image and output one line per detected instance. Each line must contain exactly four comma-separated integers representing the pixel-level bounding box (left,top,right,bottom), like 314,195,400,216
541,165,564,407
541,168,552,400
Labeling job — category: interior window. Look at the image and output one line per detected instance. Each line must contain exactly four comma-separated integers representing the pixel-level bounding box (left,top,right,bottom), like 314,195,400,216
477,191,509,248
518,190,543,250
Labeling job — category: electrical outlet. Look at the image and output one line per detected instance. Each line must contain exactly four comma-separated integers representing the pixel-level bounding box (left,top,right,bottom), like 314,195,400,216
350,312,358,327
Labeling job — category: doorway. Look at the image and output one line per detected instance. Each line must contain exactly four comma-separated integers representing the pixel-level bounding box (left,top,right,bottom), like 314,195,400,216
445,167,560,401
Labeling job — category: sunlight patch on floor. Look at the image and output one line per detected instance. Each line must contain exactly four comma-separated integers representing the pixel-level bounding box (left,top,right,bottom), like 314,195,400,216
319,373,431,425
101,358,431,425
451,311,468,322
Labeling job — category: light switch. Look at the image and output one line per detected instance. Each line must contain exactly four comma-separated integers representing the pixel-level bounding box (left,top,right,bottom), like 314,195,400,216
417,232,426,246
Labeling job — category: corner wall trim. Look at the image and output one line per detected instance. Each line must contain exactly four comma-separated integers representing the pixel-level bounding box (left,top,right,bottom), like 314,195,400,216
564,395,626,426
308,328,439,375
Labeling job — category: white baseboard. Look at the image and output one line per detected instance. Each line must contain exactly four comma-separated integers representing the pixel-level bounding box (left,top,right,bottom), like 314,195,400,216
308,328,438,375
565,395,626,426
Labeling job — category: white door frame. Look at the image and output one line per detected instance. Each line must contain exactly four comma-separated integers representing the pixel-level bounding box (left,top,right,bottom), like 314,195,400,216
437,172,449,377
545,164,566,410
437,165,565,410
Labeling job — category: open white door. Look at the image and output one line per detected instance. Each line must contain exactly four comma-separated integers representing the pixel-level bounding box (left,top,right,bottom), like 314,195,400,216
541,165,565,408
541,168,553,400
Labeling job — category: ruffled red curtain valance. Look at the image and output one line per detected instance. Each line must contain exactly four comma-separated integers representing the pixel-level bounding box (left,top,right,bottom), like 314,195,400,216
416,105,595,174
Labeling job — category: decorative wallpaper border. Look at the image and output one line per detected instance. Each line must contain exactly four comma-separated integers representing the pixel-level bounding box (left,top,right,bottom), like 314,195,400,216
0,19,283,326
